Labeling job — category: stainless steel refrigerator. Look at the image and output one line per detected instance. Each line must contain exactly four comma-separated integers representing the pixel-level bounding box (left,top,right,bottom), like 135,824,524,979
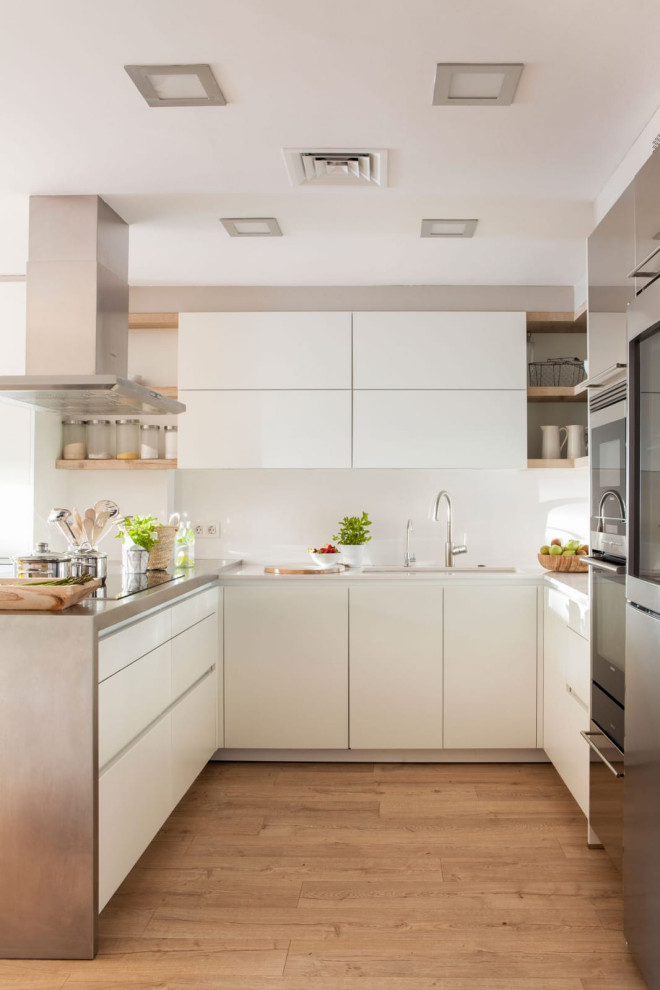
625,275,660,988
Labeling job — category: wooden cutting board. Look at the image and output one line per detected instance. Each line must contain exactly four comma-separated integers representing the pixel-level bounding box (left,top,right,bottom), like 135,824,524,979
0,578,102,610
264,565,346,575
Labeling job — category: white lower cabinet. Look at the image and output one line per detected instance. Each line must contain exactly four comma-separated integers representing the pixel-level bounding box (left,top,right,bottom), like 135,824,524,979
349,585,444,749
543,587,590,814
224,586,349,749
98,715,172,910
97,586,220,910
171,668,218,806
443,586,538,748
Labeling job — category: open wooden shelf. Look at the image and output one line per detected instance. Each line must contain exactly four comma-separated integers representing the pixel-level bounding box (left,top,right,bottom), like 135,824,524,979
526,307,587,334
527,386,587,402
56,459,177,471
527,456,588,469
128,313,179,330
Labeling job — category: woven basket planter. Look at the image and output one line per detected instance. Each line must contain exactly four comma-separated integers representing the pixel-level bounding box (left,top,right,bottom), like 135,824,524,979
148,524,178,571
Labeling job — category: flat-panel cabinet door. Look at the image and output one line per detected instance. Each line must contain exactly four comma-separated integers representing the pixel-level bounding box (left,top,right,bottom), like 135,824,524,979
178,390,352,468
353,312,526,390
171,669,218,806
98,715,172,910
349,585,443,749
178,312,352,389
224,586,349,749
353,390,527,468
443,585,538,748
543,589,589,815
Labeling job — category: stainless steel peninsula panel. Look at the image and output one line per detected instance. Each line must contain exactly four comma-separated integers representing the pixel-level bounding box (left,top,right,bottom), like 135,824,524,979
0,614,98,958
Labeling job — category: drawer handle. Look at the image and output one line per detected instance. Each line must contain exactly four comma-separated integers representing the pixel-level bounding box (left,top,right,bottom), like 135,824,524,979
580,730,624,778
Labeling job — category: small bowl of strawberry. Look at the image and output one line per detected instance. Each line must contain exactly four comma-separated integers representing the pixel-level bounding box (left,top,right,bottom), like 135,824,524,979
308,544,343,568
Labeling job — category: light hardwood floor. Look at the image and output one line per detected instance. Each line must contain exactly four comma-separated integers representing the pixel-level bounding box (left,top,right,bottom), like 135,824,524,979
0,762,647,989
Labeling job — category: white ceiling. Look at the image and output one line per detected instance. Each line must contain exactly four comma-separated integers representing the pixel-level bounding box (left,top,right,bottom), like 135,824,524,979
1,0,660,287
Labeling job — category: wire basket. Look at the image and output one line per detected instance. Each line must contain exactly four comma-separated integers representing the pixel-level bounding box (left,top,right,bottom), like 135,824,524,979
528,357,586,388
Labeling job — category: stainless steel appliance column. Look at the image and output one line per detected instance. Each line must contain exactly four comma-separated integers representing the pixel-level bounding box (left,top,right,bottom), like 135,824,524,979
0,615,97,958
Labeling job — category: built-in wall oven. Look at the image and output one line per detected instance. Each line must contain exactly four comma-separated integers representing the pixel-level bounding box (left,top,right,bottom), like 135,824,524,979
582,380,626,870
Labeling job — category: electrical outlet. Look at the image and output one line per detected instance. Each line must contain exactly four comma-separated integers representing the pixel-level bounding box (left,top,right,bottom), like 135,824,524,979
194,521,220,538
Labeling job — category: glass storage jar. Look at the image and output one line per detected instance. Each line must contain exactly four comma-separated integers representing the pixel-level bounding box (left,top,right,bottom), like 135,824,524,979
86,419,113,460
116,419,140,460
164,424,178,460
61,419,87,460
140,424,161,459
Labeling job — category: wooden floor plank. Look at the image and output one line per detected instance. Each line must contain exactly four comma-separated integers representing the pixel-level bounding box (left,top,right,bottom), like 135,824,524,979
0,761,643,988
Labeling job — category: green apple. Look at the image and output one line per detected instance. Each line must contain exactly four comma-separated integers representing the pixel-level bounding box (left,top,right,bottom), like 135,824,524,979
562,549,576,556
540,545,550,555
549,545,563,555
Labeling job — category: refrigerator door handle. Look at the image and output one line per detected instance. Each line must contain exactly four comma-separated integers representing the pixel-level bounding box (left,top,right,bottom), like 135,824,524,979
580,730,625,777
583,556,626,574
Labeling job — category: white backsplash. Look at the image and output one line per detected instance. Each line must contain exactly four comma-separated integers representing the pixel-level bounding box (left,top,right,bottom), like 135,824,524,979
174,468,589,567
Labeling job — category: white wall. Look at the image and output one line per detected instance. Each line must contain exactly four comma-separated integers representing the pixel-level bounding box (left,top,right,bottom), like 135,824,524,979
174,468,589,567
0,280,32,559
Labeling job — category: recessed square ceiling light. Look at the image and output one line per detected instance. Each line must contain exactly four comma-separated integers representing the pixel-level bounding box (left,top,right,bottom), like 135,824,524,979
124,64,226,107
220,218,282,237
421,219,478,238
433,63,523,106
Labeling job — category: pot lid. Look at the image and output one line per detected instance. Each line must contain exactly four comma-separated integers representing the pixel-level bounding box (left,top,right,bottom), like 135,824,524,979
13,542,73,563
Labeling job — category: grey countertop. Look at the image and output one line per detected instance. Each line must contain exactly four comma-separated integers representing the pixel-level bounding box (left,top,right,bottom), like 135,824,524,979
0,558,590,629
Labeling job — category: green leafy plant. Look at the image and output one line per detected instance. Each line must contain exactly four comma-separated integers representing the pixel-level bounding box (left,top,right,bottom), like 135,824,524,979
115,514,159,552
333,511,372,546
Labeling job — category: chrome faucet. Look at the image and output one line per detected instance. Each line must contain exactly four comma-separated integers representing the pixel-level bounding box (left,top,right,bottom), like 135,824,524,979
404,518,416,567
432,490,467,567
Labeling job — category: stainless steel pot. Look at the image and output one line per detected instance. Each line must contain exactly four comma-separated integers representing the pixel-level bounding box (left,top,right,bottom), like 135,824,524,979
12,542,72,579
70,549,108,581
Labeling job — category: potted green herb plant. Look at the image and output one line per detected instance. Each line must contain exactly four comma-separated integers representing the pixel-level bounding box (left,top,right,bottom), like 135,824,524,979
333,511,372,568
116,514,159,574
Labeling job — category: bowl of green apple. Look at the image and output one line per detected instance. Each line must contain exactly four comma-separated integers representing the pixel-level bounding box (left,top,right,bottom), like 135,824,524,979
538,539,589,572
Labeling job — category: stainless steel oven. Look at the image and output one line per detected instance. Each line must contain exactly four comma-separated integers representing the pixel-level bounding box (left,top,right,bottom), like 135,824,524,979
583,380,627,870
589,383,627,558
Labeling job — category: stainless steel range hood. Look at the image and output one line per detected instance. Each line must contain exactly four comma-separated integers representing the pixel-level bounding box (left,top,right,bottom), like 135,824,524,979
0,195,185,416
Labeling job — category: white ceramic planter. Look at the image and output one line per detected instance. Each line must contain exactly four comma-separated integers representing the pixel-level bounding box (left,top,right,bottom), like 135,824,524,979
338,544,366,568
122,543,149,574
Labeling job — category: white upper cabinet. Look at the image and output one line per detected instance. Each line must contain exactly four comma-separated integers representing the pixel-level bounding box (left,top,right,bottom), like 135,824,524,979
178,312,352,390
353,390,527,468
353,312,526,390
178,389,351,468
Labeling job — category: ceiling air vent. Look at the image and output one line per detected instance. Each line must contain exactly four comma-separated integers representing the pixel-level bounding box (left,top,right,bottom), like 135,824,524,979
283,149,388,187
653,133,660,153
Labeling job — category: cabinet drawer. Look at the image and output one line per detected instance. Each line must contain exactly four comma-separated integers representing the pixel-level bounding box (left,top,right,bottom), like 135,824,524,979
171,669,217,807
171,586,218,638
98,714,172,910
99,642,171,768
172,612,218,700
99,609,171,681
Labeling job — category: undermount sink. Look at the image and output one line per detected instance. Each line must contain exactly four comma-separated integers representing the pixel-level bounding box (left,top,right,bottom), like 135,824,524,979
362,564,519,574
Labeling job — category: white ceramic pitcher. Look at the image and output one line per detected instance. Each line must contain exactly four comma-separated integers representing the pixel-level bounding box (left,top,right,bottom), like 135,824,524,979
561,424,587,460
540,425,562,459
